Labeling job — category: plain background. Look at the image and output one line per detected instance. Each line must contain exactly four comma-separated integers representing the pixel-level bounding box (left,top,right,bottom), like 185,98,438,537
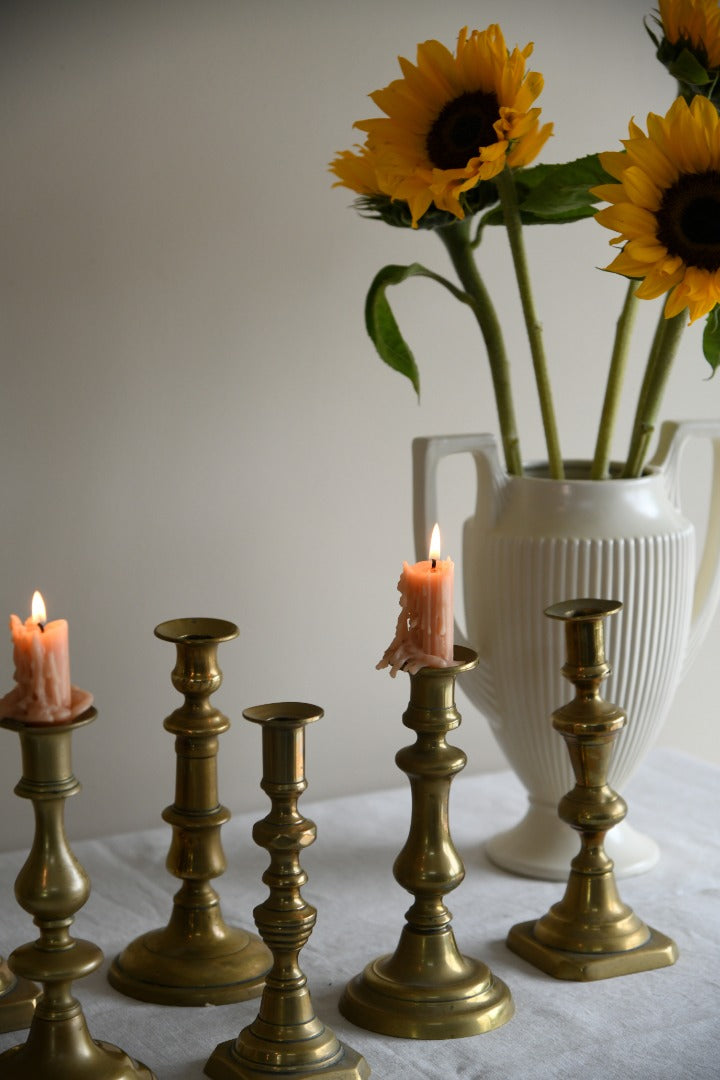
1,0,718,852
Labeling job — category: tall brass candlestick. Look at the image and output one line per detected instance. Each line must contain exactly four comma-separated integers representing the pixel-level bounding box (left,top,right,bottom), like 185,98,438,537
507,599,678,980
109,618,271,1006
205,702,370,1080
339,647,513,1039
0,953,37,1033
0,709,155,1079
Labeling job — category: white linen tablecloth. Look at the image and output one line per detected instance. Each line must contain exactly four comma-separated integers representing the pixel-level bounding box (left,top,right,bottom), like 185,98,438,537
1,747,718,1079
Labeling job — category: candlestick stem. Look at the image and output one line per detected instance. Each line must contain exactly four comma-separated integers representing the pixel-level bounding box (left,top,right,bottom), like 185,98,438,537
339,647,513,1039
109,618,270,1006
0,709,155,1079
507,599,678,979
205,702,370,1080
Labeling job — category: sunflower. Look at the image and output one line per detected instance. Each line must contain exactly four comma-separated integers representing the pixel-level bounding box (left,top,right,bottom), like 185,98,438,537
330,25,552,228
657,0,720,70
594,94,720,323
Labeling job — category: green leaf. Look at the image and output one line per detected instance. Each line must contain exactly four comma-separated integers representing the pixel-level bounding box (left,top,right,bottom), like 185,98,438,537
364,263,472,394
703,306,720,375
669,47,711,86
643,14,661,50
363,264,431,395
481,154,615,226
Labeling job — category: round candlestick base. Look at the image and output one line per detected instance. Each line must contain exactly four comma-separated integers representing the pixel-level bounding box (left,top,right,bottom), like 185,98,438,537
108,926,270,1007
0,1035,156,1080
340,928,512,1039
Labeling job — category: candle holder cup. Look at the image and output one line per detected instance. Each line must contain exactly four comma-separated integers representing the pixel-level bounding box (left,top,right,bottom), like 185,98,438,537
109,618,271,1006
507,599,678,980
0,708,156,1079
339,647,513,1039
205,702,370,1080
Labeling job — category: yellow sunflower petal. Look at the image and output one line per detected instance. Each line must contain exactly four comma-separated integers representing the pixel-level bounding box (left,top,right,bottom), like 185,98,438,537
330,147,384,196
595,202,658,240
591,182,626,204
620,166,663,210
598,150,631,182
506,121,553,167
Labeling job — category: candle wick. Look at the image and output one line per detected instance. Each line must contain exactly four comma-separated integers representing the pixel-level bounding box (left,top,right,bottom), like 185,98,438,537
431,558,437,570
38,622,46,633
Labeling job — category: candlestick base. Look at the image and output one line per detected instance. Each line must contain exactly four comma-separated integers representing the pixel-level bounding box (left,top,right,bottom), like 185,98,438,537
205,1039,370,1080
506,920,678,981
0,1034,156,1080
109,924,270,1007
340,647,513,1040
340,929,512,1039
0,958,37,1033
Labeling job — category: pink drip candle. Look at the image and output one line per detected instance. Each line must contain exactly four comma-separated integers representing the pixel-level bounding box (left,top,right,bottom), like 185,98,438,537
1,591,78,723
377,524,454,676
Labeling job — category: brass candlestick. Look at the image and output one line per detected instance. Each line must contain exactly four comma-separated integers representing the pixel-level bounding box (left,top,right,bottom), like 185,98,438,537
0,709,155,1079
340,647,513,1039
109,618,271,1006
507,599,678,980
205,702,370,1080
0,953,37,1033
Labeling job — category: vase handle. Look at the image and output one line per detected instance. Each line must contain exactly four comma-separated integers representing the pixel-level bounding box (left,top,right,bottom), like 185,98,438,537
413,434,505,720
412,433,504,561
412,433,505,715
649,419,720,675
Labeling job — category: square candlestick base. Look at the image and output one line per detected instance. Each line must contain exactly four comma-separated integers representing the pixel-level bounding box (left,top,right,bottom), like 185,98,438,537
0,969,38,1034
507,920,678,982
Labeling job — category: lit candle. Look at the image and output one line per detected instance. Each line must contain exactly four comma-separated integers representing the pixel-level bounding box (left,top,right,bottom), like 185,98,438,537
0,591,92,724
377,523,454,676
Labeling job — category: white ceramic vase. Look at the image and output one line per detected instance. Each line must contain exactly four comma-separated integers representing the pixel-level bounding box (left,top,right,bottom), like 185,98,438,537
413,421,720,879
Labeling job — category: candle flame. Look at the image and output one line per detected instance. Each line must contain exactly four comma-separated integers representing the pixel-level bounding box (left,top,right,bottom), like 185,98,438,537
31,590,47,625
429,523,441,562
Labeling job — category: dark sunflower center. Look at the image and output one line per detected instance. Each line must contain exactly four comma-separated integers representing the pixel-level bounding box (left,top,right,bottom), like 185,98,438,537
656,170,720,269
426,90,499,170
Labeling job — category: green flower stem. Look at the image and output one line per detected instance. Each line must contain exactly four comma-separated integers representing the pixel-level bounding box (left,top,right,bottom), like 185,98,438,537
495,168,564,479
439,220,523,475
591,282,639,479
622,308,687,478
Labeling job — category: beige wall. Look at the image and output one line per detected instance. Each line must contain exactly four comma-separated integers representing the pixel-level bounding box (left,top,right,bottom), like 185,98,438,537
1,0,718,850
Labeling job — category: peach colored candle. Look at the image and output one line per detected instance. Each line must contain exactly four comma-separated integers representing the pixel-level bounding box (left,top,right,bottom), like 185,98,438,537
3,591,73,723
377,523,454,676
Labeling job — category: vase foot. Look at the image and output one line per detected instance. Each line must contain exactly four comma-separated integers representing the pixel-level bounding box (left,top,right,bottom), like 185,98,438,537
485,801,659,880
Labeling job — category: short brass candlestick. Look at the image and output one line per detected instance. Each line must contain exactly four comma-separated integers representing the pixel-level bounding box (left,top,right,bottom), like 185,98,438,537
340,647,513,1039
507,599,678,981
205,702,370,1080
0,952,37,1033
0,709,155,1079
110,618,270,1006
